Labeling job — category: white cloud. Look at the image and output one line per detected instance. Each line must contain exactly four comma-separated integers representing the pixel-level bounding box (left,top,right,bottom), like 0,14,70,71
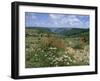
49,14,85,28
31,15,36,19
85,21,89,27
49,14,65,19
64,15,83,27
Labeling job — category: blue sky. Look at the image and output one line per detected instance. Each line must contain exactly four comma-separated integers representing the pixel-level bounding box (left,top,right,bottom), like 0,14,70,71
25,12,89,28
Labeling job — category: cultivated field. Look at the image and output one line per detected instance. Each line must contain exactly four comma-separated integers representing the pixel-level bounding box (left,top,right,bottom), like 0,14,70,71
25,27,89,68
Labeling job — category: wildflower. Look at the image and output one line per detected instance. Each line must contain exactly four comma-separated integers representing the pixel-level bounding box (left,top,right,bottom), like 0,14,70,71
67,62,69,65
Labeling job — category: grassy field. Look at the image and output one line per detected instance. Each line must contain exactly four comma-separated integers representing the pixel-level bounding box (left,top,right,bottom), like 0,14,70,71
25,27,89,68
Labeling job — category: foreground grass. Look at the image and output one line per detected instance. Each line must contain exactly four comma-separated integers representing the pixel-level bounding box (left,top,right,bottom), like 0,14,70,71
25,28,89,68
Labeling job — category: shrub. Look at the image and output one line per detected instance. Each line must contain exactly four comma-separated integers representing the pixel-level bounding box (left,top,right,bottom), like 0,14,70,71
41,37,65,50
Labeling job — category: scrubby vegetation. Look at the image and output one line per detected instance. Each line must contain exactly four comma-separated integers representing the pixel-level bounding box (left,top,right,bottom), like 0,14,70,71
25,27,89,68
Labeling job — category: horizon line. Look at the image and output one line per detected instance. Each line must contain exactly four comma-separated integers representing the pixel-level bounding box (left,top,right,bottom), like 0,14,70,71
25,26,89,29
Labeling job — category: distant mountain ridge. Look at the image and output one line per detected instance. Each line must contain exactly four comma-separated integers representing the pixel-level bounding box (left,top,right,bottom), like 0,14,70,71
26,27,89,37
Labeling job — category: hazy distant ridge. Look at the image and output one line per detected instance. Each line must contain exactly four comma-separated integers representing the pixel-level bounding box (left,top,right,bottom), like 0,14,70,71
26,27,89,37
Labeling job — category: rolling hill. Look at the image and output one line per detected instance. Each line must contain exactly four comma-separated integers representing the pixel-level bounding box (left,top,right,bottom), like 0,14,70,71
26,27,89,37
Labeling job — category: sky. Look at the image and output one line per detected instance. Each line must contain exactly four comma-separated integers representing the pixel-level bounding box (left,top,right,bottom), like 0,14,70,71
25,12,89,28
